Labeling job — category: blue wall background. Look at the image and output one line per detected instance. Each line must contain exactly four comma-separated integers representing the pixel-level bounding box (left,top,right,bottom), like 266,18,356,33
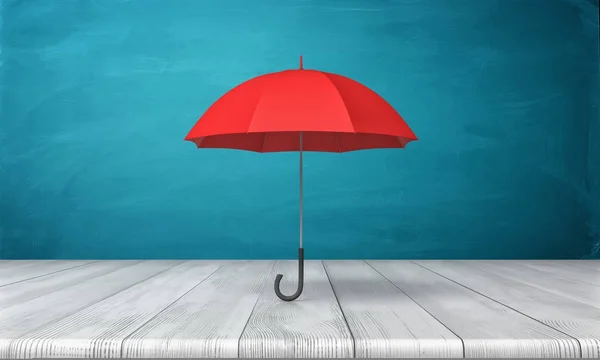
0,0,598,260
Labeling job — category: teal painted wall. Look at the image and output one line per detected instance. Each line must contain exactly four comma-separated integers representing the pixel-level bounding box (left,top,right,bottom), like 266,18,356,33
0,0,598,259
571,0,599,258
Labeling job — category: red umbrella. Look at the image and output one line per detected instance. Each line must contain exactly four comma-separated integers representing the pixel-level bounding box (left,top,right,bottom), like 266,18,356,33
185,56,417,301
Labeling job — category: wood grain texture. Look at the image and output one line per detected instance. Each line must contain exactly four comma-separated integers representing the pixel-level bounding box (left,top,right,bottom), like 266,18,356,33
518,261,600,286
122,260,274,358
0,261,133,309
10,261,223,359
0,260,180,359
367,260,581,358
472,261,600,310
575,261,600,271
323,260,463,358
0,260,93,286
536,260,600,272
416,260,600,358
1,260,598,359
0,260,53,270
239,260,354,358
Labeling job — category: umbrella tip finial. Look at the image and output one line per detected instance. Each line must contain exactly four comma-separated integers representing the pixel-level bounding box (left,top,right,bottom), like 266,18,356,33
299,55,303,70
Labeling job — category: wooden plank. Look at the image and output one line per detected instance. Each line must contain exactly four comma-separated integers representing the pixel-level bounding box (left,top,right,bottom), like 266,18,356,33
0,260,53,270
519,261,600,285
539,260,600,272
368,260,581,358
122,261,274,358
473,261,600,309
0,261,135,309
577,260,600,271
0,260,180,359
417,260,600,358
323,260,463,358
0,260,65,274
0,260,93,286
9,260,224,358
239,260,354,358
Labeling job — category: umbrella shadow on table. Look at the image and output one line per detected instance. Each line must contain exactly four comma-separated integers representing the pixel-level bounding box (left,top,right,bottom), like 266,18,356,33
270,268,457,303
280,280,457,305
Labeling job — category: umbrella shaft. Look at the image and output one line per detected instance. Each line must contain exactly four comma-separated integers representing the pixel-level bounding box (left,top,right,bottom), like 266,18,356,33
299,132,303,249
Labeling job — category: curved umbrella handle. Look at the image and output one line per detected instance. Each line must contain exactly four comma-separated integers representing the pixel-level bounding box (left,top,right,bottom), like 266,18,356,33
274,248,304,301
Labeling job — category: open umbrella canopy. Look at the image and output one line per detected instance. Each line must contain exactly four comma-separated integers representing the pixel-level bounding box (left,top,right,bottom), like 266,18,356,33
186,57,417,302
185,57,417,152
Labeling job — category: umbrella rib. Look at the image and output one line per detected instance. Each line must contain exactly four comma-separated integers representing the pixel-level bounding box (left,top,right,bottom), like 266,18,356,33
261,133,267,153
397,136,406,148
335,133,341,153
321,72,356,133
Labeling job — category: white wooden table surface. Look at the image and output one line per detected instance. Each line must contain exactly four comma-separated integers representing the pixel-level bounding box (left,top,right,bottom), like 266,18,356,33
0,260,598,358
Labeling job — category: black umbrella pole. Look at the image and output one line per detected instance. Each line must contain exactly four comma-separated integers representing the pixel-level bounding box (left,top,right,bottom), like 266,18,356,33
274,132,305,302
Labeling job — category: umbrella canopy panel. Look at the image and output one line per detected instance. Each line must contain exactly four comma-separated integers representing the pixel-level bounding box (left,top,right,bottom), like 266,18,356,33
185,69,417,153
